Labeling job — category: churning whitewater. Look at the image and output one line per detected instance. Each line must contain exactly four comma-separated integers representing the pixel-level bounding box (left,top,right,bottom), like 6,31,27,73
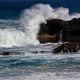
0,4,80,47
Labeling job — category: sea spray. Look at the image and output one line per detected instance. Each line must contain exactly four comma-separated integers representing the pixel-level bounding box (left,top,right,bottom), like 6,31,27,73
0,4,80,47
20,4,80,45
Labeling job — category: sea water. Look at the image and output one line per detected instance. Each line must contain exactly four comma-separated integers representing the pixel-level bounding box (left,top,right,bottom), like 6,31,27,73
0,3,80,80
1,51,80,80
0,43,80,80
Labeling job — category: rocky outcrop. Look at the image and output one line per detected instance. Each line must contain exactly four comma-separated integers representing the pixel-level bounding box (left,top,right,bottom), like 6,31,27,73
38,18,80,43
53,42,80,53
37,18,80,53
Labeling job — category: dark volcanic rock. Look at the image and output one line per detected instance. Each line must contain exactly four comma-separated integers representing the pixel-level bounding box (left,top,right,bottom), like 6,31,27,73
53,42,80,53
38,18,80,43
0,52,20,55
3,52,10,55
37,18,80,53
38,34,59,43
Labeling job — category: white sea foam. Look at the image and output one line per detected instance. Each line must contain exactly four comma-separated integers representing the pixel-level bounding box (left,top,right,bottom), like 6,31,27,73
0,52,80,80
0,4,80,47
1,71,80,80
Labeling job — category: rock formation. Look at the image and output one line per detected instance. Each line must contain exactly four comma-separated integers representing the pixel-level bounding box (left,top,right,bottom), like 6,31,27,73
53,42,80,53
38,18,80,43
37,18,80,53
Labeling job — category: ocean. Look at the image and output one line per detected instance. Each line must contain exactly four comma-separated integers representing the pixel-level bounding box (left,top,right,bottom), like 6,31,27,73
0,1,80,80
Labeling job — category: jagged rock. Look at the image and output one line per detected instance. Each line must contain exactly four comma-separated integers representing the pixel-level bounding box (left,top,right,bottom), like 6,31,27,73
53,42,80,53
38,18,80,43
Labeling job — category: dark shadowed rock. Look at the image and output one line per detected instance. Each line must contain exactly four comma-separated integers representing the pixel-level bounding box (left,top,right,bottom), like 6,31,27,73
38,18,80,43
0,52,20,55
53,42,80,53
3,52,10,55
37,18,80,53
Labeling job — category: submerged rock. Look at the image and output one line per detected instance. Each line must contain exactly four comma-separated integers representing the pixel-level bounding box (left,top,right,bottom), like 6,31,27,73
0,52,20,55
3,52,10,55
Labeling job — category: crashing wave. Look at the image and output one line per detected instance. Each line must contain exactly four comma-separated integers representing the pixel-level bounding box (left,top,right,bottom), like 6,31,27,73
0,4,80,47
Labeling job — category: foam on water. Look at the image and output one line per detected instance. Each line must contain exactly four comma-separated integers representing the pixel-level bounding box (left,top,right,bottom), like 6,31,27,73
0,53,80,80
1,72,80,80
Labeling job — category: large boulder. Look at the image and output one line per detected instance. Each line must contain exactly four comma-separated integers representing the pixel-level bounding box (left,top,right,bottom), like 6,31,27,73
38,18,80,43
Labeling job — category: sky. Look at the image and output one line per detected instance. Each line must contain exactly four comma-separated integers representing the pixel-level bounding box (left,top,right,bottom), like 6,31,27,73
0,0,79,19
0,0,79,13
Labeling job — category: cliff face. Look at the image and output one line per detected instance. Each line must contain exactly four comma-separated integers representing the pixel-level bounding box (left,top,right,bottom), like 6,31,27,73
38,18,80,43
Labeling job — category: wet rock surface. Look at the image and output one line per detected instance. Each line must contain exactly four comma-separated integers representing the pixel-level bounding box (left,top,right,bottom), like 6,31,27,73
0,52,20,55
38,18,80,43
53,42,80,53
38,18,80,53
